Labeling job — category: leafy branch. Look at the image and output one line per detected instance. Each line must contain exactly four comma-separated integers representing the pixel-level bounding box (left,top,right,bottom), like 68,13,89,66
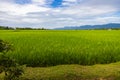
0,39,24,80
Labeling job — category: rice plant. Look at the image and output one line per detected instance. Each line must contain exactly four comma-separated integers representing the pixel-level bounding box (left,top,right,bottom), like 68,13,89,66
0,30,120,67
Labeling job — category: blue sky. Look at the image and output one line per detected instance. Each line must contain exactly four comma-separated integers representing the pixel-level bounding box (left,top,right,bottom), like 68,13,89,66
0,0,120,28
15,0,32,4
15,0,63,7
51,0,63,7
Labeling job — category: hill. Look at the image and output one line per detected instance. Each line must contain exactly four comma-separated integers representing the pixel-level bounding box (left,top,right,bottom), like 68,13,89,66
55,23,120,30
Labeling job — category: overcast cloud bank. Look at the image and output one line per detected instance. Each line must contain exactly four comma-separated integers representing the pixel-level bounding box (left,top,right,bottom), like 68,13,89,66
0,0,120,28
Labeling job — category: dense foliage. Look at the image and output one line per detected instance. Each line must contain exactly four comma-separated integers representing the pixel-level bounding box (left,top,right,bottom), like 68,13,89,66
0,40,23,80
0,26,47,30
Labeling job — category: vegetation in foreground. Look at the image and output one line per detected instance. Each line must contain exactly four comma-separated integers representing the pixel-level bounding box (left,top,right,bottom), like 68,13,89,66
0,30,120,67
0,62,120,80
0,40,24,80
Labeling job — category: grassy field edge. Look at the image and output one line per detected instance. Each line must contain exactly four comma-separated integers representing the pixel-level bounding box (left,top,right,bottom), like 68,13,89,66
1,62,120,80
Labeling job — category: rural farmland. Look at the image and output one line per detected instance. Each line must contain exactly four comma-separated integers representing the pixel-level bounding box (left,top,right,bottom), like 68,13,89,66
1,0,120,79
0,30,120,67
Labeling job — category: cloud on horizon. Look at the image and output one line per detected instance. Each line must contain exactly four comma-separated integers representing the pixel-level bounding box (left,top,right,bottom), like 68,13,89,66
0,0,120,29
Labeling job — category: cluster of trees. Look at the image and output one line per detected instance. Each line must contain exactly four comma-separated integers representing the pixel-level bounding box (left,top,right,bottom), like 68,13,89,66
0,26,47,30
15,27,47,30
0,26,13,30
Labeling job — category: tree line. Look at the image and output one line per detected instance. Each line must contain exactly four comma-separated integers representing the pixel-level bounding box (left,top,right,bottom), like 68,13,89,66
0,26,47,30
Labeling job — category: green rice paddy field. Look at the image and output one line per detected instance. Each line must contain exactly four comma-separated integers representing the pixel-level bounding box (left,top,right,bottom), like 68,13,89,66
0,30,120,67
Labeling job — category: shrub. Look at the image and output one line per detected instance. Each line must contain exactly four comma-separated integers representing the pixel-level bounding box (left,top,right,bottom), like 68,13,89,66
0,39,24,80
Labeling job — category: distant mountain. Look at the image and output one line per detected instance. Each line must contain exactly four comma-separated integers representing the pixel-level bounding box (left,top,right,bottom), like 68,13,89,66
54,23,120,30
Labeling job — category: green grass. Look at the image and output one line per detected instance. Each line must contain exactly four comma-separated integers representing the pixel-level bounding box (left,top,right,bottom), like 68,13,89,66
0,30,120,67
1,62,120,80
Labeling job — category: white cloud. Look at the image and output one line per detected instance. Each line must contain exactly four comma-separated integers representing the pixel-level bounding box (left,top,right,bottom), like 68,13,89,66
63,0,77,2
32,0,46,5
22,18,43,23
0,0,120,28
32,0,53,5
62,0,77,6
0,1,50,15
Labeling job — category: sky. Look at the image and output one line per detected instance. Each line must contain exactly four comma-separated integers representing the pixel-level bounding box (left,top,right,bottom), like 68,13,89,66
0,0,120,29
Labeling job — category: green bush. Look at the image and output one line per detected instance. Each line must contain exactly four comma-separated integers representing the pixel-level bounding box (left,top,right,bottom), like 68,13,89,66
0,39,24,80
